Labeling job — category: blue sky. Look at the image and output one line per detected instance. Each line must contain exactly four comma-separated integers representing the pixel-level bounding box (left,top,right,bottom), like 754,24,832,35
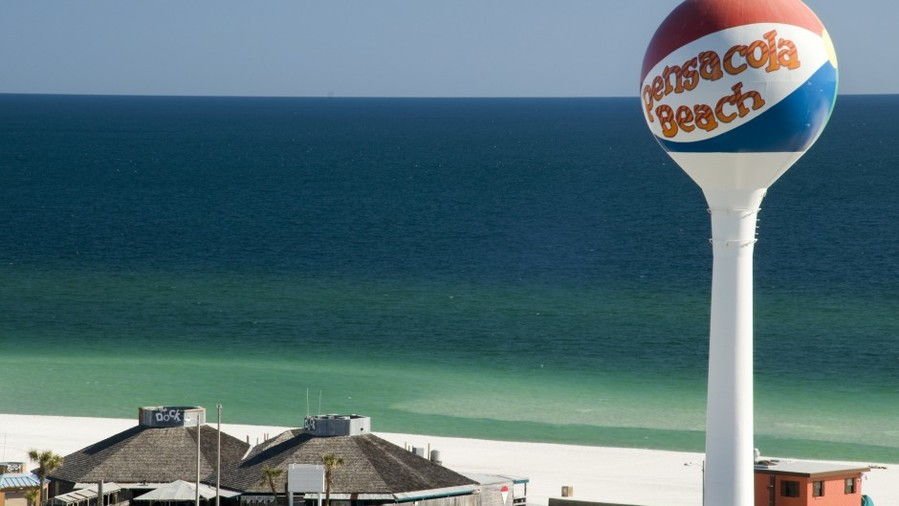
0,0,895,97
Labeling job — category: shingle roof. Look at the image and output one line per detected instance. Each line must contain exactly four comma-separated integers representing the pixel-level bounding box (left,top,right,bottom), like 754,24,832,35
0,472,40,489
232,431,477,494
49,425,249,486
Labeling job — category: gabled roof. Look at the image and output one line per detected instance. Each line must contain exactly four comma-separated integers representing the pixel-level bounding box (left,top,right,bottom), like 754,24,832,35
49,425,249,486
0,472,40,489
232,430,477,494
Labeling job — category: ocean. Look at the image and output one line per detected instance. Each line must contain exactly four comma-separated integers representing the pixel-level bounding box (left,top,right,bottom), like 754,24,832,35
0,94,896,463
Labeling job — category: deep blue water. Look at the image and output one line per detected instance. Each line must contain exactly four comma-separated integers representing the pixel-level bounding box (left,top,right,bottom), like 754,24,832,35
0,94,896,462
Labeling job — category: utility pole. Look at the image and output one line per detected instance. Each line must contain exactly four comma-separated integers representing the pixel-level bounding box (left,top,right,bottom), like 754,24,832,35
196,414,201,506
216,403,222,506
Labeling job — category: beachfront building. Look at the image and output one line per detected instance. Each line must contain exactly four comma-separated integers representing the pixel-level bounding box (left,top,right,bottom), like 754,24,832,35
753,461,870,506
48,406,249,503
233,415,484,506
46,410,527,506
0,462,40,506
544,461,873,506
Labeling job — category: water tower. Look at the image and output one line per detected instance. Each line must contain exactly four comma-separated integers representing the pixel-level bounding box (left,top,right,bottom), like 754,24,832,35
640,1,838,505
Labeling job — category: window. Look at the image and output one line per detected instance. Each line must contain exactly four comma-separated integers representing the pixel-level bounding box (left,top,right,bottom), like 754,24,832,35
781,480,800,497
845,478,856,494
813,481,825,497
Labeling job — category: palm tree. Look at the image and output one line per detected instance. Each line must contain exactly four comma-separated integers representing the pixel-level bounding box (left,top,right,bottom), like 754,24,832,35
321,454,344,506
24,488,40,506
28,449,63,506
261,466,284,505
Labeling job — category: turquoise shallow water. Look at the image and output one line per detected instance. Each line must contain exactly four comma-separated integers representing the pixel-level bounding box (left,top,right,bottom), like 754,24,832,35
0,95,896,463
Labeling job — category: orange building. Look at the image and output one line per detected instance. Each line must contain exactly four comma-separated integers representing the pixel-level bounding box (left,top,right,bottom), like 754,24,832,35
754,461,869,506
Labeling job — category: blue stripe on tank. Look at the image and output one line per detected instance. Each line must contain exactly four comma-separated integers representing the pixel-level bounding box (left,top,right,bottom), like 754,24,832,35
658,62,838,153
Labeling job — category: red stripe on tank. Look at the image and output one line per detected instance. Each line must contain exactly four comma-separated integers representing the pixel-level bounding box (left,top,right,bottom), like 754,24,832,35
641,0,824,82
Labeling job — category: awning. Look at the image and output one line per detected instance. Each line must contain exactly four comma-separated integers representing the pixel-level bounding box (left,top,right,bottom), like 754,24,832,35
460,472,529,485
51,484,123,505
74,483,168,490
299,485,479,503
133,481,240,501
393,485,479,502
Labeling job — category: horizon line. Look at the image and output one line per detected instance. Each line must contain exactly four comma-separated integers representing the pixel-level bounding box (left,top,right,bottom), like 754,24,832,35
1,91,895,100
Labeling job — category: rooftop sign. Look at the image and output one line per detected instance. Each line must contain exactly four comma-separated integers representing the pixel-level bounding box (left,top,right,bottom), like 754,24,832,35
138,406,206,428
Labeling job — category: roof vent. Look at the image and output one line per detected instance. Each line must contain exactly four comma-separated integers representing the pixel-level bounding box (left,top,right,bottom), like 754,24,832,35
139,406,206,428
303,414,370,437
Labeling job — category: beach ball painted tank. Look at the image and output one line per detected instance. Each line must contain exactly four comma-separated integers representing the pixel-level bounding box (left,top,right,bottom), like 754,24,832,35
640,0,838,187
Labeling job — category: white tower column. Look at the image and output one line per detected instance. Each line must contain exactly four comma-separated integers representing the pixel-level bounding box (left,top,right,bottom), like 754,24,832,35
702,188,764,506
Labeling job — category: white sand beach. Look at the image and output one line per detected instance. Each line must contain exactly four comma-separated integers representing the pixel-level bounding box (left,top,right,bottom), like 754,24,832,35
0,414,895,506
